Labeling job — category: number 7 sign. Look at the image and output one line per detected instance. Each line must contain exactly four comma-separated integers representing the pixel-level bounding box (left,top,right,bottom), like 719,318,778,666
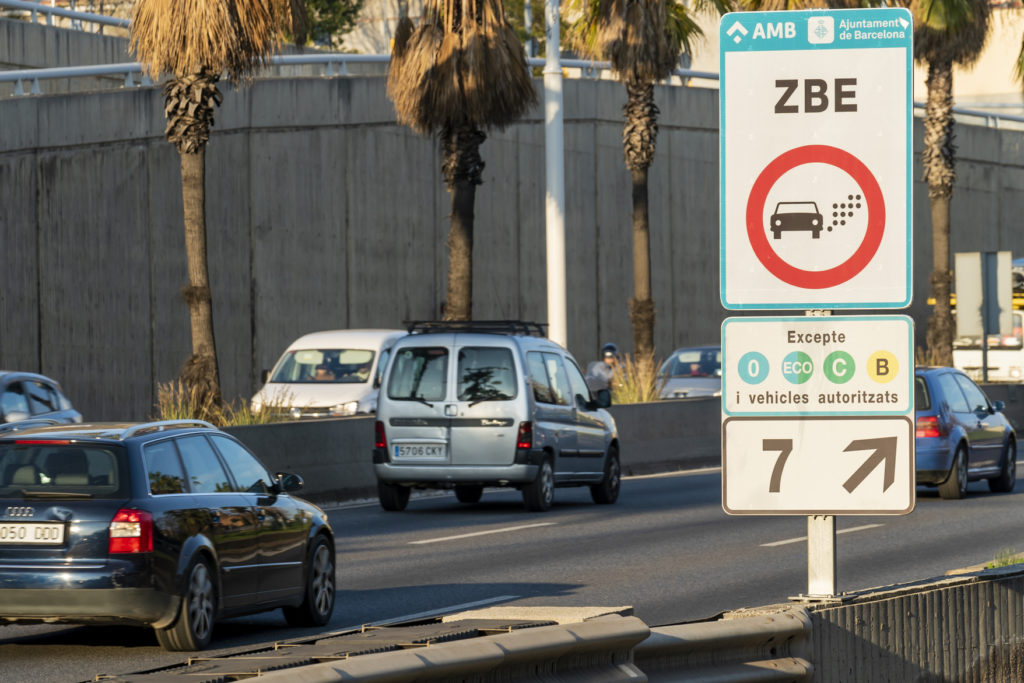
722,415,914,515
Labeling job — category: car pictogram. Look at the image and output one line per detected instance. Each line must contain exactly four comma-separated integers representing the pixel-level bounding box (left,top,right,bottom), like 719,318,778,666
770,201,823,239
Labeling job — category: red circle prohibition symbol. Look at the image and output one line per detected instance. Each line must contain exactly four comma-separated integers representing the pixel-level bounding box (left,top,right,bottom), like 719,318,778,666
745,145,885,290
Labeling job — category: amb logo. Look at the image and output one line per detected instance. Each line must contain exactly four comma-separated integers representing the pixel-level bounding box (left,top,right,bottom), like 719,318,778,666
753,22,796,39
726,20,796,43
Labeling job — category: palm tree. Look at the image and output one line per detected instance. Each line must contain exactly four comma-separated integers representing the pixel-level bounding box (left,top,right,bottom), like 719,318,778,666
563,0,730,359
386,0,536,321
130,0,305,410
910,0,990,365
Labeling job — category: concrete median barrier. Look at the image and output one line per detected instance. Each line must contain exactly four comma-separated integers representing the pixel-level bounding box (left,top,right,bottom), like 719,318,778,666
224,398,720,506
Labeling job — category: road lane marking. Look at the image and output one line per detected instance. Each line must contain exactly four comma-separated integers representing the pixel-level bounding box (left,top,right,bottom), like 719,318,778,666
761,523,884,547
628,467,721,480
375,595,520,624
409,522,557,545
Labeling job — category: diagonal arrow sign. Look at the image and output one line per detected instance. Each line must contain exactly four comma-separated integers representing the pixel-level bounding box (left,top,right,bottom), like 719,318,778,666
842,437,898,493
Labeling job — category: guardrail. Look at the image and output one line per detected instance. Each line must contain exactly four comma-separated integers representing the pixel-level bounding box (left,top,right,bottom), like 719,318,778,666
0,0,128,31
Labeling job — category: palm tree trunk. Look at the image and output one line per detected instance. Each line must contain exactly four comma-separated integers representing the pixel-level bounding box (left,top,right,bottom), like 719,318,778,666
179,148,222,407
922,59,956,366
623,78,657,359
441,124,486,321
630,167,655,358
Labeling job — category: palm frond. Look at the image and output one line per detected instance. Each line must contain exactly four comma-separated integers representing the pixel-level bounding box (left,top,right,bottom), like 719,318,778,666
911,0,990,66
387,0,537,136
130,0,298,81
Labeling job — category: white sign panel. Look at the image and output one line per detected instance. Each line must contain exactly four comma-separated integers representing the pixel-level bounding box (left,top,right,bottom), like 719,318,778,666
722,416,915,514
720,8,912,309
721,315,915,515
722,316,914,416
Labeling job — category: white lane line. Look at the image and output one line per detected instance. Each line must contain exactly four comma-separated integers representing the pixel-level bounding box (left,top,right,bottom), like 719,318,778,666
761,523,884,547
409,522,557,545
627,467,721,480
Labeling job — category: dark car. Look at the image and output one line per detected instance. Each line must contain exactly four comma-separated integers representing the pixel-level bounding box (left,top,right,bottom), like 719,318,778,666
0,371,81,430
770,201,823,239
0,420,335,651
915,367,1016,499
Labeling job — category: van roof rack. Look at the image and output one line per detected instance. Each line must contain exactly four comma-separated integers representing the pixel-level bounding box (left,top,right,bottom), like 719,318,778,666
404,320,548,338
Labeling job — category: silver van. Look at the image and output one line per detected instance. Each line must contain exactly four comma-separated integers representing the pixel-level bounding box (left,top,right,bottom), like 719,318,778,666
373,321,619,512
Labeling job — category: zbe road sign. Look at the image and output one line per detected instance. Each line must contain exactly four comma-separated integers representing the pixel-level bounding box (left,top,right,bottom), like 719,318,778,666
719,8,913,309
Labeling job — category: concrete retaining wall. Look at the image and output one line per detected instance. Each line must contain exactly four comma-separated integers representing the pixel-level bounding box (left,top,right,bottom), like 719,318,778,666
4,14,1024,421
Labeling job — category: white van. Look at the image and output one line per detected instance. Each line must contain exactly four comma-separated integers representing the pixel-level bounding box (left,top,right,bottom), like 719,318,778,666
251,329,406,418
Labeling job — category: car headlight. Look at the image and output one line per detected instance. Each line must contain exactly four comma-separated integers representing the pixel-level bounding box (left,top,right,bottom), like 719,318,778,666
330,401,360,416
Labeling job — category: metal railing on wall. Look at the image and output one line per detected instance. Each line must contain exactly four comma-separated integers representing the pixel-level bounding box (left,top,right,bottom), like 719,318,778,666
0,0,128,31
3,0,1023,129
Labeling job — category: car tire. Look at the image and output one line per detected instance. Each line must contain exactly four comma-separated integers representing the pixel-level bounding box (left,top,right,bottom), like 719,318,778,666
454,485,483,503
155,555,216,652
522,459,554,512
283,535,336,627
989,438,1017,494
590,446,620,505
939,445,969,500
378,482,410,511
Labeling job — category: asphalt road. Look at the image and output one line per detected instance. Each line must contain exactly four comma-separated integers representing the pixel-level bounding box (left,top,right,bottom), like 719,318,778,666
2,467,1023,682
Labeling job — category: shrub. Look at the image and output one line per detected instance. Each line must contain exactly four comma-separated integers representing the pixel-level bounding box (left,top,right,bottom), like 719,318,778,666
611,352,666,405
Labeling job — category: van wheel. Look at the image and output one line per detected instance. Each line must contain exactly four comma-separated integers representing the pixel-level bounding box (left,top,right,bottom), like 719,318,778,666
523,460,554,512
378,482,410,511
989,438,1017,493
455,485,483,503
939,446,968,500
590,446,620,504
155,555,216,651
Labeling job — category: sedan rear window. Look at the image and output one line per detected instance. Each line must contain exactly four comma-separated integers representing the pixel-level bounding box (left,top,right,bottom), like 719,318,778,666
388,347,449,402
457,347,517,403
0,444,129,498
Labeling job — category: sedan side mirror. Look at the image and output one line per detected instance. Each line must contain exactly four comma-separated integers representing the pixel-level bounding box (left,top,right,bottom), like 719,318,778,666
993,400,1006,413
276,472,304,493
261,369,270,384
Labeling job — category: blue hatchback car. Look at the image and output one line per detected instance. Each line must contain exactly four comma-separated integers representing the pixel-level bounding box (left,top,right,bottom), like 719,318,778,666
915,367,1016,499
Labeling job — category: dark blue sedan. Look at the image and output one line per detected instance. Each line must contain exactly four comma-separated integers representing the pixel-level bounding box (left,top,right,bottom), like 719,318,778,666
915,367,1016,499
0,420,335,650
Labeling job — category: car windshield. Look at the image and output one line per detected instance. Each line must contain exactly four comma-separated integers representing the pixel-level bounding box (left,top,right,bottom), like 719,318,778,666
660,348,721,378
774,202,818,213
388,347,449,402
269,349,375,384
0,443,130,499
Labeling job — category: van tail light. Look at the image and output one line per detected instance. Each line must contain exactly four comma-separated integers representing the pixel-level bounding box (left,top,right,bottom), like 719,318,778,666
915,415,945,439
516,422,533,450
109,509,153,554
375,421,387,450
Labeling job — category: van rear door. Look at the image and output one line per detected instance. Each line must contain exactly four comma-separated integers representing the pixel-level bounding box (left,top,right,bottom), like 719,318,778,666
384,341,453,464
449,343,522,466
